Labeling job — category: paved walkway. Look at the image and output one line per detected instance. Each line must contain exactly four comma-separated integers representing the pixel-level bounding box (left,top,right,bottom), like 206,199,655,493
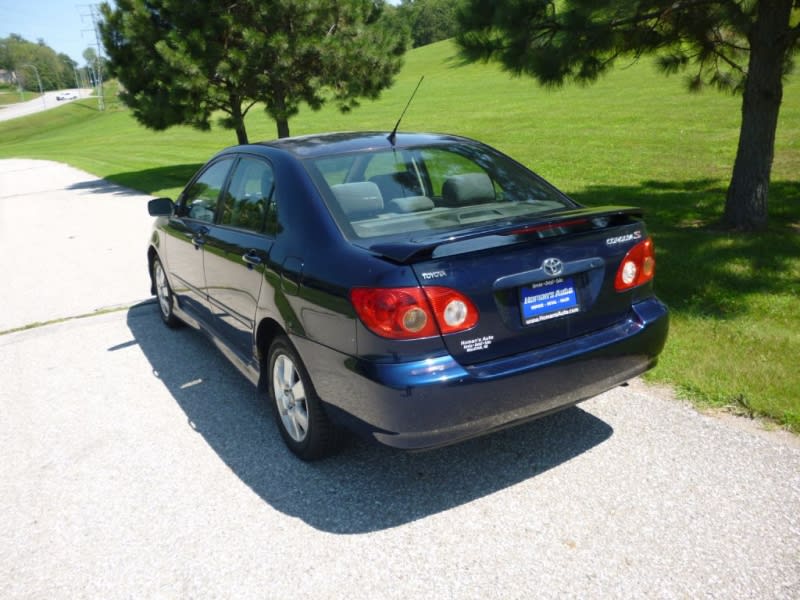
0,159,153,332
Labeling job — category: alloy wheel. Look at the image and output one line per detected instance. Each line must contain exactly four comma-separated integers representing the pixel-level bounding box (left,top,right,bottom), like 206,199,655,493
272,353,309,442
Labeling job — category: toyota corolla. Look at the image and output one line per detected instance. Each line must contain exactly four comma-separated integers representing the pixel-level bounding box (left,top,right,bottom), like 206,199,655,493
147,132,669,460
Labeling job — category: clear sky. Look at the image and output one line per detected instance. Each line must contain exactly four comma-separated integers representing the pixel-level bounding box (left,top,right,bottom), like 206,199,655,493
1,1,403,66
1,0,99,64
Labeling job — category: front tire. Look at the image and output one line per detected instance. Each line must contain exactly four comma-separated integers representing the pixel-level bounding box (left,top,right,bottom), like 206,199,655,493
268,335,339,461
152,256,181,328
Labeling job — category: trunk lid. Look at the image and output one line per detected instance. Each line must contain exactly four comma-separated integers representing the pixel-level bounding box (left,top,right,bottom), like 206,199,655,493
370,206,652,365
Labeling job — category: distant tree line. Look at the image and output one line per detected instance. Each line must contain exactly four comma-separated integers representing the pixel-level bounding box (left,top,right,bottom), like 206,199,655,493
0,35,79,91
390,0,459,48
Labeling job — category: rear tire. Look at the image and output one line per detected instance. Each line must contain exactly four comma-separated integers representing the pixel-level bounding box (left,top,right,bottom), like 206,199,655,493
152,256,181,328
267,335,339,461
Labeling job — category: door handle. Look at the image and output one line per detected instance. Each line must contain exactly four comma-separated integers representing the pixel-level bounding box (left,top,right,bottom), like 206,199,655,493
191,225,209,247
242,251,262,266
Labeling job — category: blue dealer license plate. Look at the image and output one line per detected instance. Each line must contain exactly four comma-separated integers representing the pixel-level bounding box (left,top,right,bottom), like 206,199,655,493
520,277,580,325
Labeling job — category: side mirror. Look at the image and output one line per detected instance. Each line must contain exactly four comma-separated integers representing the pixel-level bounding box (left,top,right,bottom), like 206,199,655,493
148,197,175,217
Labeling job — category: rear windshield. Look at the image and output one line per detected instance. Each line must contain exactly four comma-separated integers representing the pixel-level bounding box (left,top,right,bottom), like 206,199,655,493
304,141,575,240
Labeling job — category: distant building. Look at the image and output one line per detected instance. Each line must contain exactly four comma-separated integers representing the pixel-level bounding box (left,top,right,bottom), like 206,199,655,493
0,69,18,84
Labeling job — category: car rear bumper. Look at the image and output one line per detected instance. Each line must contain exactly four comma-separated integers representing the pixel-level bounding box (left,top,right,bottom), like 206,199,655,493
295,297,669,450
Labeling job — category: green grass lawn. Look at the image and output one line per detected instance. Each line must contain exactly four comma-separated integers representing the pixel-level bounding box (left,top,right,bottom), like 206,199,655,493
1,40,797,430
0,90,42,105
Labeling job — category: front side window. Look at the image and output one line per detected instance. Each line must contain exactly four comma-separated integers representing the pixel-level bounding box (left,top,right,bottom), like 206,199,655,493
305,142,574,240
182,159,234,223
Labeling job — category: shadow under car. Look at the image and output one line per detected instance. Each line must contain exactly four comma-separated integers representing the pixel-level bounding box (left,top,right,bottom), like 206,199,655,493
125,301,614,534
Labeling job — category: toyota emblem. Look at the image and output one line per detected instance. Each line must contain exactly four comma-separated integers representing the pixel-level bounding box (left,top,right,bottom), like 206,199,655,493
542,257,564,277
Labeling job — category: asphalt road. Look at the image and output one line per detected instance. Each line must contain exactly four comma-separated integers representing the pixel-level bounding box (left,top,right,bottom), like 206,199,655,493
0,89,92,122
1,160,798,598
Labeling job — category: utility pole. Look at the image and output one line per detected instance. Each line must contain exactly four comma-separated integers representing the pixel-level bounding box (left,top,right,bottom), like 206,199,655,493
80,4,105,111
90,4,105,110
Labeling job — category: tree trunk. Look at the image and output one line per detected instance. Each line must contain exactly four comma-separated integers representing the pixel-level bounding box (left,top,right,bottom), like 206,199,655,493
723,0,793,231
276,118,290,139
271,93,291,139
230,96,249,145
234,122,249,145
235,121,250,144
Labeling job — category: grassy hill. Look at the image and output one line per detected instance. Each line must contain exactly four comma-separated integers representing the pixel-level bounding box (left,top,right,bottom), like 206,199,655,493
1,40,798,430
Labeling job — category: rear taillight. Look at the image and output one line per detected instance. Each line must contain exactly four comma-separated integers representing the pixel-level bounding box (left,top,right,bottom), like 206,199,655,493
350,286,479,339
420,287,480,334
615,237,656,291
350,288,438,339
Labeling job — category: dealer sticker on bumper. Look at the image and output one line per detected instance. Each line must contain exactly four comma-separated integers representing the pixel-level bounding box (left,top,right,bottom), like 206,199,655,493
520,277,580,325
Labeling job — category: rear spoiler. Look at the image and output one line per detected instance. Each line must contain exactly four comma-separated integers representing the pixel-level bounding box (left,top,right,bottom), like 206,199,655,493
366,205,644,264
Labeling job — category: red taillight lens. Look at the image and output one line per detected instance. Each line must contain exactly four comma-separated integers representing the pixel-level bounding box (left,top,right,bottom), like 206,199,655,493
422,286,479,334
350,286,479,339
350,287,439,339
615,237,656,291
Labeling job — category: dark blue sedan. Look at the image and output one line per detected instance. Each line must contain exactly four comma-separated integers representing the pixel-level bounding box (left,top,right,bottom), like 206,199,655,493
147,132,668,460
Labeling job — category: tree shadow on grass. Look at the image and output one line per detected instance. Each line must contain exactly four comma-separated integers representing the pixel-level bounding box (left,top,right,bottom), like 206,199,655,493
569,178,800,320
106,163,203,196
126,302,613,534
66,178,150,197
65,164,203,198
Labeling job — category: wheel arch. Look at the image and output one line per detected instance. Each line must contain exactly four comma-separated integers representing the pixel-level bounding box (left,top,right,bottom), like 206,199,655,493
147,246,159,295
255,317,287,392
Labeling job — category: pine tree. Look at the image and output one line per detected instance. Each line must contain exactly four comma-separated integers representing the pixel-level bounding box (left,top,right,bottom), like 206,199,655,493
100,0,408,143
457,0,800,231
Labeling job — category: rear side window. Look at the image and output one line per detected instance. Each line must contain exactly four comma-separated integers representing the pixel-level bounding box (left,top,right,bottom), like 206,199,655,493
305,143,574,240
182,159,234,222
221,157,275,233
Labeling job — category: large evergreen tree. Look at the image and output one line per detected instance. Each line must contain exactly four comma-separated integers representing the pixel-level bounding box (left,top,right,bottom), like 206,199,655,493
99,0,407,143
457,1,800,231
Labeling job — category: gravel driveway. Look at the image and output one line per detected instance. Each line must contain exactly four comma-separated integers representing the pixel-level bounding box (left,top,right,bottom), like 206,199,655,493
1,159,798,598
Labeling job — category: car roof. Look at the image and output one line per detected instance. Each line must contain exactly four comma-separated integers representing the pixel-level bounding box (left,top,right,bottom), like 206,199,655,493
251,131,478,158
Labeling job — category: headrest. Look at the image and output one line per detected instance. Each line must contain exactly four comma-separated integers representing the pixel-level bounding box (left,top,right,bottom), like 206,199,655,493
442,172,495,205
330,182,384,216
387,196,435,213
369,172,422,199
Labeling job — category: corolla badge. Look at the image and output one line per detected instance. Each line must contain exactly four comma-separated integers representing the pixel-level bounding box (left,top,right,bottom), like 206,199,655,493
542,257,564,277
605,231,643,246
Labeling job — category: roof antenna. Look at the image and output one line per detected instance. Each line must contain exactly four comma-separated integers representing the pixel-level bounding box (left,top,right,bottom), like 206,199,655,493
388,75,424,146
